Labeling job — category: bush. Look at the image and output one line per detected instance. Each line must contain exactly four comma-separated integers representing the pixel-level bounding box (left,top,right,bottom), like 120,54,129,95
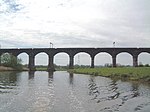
1,53,23,70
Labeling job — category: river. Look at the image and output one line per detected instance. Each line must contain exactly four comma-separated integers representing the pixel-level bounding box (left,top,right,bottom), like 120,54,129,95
0,71,150,112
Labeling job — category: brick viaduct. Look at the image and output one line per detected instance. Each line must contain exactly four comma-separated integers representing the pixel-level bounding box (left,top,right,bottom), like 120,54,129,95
0,48,150,71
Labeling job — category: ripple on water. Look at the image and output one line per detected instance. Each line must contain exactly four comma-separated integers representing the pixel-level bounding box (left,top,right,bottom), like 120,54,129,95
87,76,150,112
68,87,86,112
0,71,150,112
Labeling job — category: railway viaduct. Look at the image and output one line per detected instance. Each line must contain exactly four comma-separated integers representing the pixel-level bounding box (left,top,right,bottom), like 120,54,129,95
0,47,150,71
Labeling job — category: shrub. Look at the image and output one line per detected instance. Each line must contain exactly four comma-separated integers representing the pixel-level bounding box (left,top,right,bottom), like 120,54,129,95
1,53,23,70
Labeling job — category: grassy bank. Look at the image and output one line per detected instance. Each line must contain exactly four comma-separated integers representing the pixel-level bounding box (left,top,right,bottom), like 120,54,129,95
36,67,67,71
69,67,150,82
0,66,29,71
36,67,47,71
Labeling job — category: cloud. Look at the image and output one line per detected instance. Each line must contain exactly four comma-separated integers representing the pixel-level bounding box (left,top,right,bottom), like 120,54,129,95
0,0,23,14
0,0,150,48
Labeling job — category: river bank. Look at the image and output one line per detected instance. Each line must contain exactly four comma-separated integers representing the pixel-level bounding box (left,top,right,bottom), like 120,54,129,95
1,66,150,83
0,66,14,71
69,67,150,83
0,66,28,71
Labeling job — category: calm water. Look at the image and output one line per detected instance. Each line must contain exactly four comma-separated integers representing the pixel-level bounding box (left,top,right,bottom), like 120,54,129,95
0,71,150,112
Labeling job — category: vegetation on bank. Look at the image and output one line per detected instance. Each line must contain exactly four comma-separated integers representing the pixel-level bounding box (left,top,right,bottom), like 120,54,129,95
69,67,150,82
36,67,47,71
35,67,66,71
0,53,23,71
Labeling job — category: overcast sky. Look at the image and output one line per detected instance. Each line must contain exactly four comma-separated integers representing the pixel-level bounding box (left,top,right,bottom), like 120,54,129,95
0,0,150,65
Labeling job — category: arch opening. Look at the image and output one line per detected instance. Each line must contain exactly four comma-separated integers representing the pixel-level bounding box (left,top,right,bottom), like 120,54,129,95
116,52,133,67
35,52,48,69
138,52,150,66
95,52,112,67
17,53,29,67
54,53,69,69
74,52,91,68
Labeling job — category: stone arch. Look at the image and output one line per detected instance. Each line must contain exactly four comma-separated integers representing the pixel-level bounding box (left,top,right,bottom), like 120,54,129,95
95,52,112,67
54,52,69,66
74,52,91,67
35,52,48,66
138,52,150,66
17,52,29,66
116,52,133,66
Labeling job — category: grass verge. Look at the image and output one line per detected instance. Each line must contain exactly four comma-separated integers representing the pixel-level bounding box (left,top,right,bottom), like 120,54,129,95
69,67,150,82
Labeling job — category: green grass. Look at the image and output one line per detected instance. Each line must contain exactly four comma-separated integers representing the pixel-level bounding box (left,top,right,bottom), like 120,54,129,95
69,67,150,82
35,67,67,71
36,67,47,71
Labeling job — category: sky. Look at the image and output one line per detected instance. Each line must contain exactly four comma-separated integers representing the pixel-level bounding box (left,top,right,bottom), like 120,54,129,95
0,0,150,65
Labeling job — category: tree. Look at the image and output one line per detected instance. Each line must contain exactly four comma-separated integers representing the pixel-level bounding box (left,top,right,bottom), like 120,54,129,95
139,62,143,67
1,53,23,70
145,64,149,67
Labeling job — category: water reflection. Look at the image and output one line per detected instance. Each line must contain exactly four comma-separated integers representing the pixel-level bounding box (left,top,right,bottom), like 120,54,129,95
131,82,140,97
120,82,140,105
107,80,120,100
0,72,18,94
28,71,35,79
87,75,147,112
48,71,53,79
88,76,100,101
48,71,54,83
69,73,74,85
0,71,149,112
0,72,17,86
